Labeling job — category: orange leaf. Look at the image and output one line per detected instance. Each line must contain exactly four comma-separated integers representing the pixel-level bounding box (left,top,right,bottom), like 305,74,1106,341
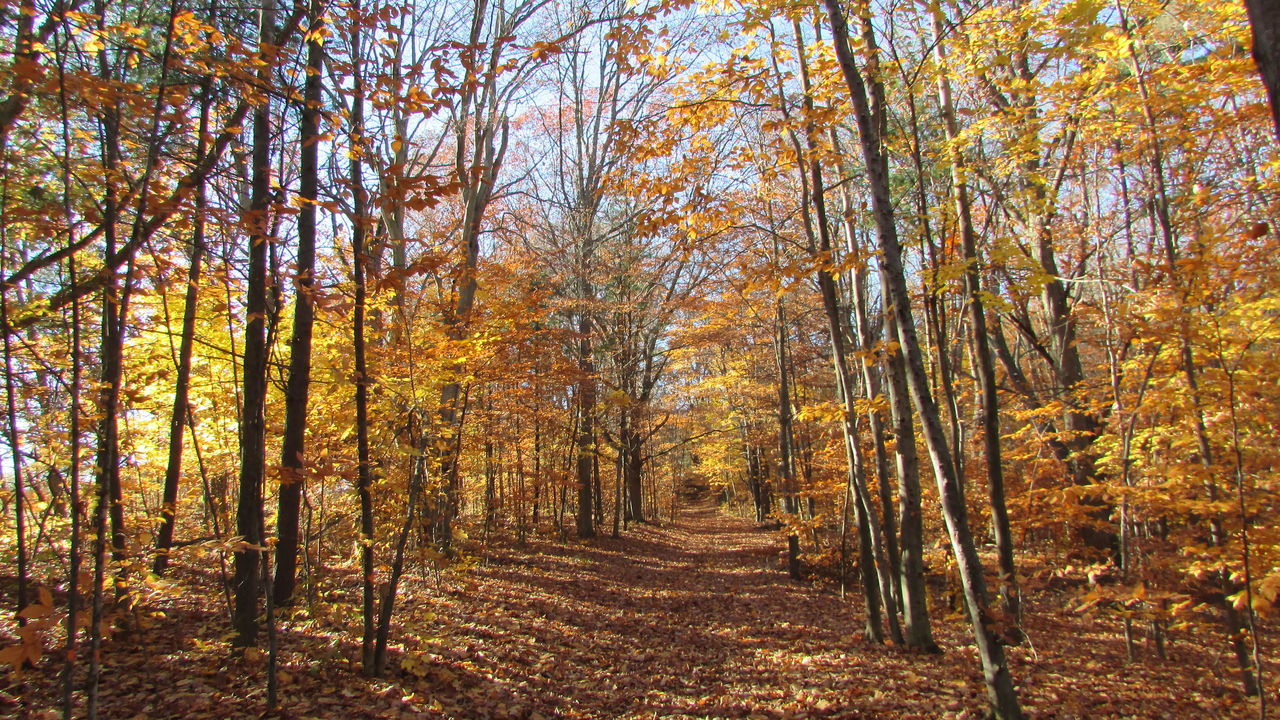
0,645,24,672
17,603,51,620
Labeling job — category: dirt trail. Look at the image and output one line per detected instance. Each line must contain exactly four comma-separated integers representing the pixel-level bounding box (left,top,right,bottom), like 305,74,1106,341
413,501,1253,720
420,500,877,719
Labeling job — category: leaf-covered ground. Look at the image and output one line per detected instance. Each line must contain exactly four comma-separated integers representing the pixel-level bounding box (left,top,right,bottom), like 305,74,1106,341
3,502,1262,719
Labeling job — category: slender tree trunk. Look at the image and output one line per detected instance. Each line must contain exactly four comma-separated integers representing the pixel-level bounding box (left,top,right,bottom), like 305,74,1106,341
58,37,82,712
903,88,964,477
373,457,419,676
576,311,597,539
823,2,1021,715
232,0,277,648
484,426,497,540
87,26,120,683
791,21,899,640
274,0,324,603
624,412,645,523
532,416,542,528
774,298,803,583
1221,362,1267,715
932,13,1019,628
62,254,82,719
836,177,935,650
91,0,131,584
612,440,623,538
348,0,377,673
155,81,212,575
86,400,110,719
808,166,900,645
435,0,506,549
104,0,182,588
762,49,820,590
593,450,603,526
883,302,937,649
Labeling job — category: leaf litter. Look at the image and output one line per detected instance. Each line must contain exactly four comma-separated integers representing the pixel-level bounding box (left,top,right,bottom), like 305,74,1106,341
1,500,1259,719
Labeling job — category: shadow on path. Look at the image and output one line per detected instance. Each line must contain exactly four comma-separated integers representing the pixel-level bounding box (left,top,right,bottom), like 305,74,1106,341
421,501,895,719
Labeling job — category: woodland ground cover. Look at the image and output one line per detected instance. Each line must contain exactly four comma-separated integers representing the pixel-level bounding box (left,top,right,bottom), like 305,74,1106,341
2,498,1260,719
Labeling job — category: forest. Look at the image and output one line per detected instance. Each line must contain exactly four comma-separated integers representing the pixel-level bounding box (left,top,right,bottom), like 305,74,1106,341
1,0,1278,716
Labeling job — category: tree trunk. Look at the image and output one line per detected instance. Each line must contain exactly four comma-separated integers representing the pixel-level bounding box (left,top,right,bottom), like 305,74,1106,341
434,0,509,549
576,311,597,539
348,2,377,674
883,306,937,650
774,299,804,584
61,253,84,715
624,413,645,523
155,81,212,575
822,2,1021,715
373,457,419,677
93,26,130,582
790,21,899,641
932,13,1019,627
273,0,323,604
232,0,276,648
1246,0,1280,138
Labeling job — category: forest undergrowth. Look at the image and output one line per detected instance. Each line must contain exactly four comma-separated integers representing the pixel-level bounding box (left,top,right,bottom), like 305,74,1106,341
1,499,1259,720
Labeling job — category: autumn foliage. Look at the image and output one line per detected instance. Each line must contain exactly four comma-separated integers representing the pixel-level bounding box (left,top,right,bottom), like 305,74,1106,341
0,0,1278,717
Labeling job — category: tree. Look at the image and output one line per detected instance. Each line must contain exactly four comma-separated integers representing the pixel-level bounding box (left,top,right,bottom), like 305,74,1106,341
930,7,1019,626
273,0,325,607
1246,0,1280,137
154,79,214,575
232,0,277,649
822,0,1022,715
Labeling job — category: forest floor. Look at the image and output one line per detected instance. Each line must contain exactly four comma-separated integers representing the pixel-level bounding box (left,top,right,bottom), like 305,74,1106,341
2,498,1264,719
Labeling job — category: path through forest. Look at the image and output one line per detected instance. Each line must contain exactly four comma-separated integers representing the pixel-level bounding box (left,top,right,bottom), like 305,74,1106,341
10,499,1255,719
404,499,1249,720
423,498,922,719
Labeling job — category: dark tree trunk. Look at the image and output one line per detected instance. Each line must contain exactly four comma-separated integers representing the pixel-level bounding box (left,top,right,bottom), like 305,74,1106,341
484,431,497,538
623,414,645,523
273,0,323,604
593,451,603,526
61,252,83,716
58,42,84,701
790,21,898,641
877,307,937,650
95,73,129,580
837,203,930,645
348,2,377,673
232,0,276,648
576,311,596,539
155,81,212,575
88,6,124,705
773,300,804,583
373,457,419,677
532,417,542,527
1246,0,1280,138
823,1,1021,716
